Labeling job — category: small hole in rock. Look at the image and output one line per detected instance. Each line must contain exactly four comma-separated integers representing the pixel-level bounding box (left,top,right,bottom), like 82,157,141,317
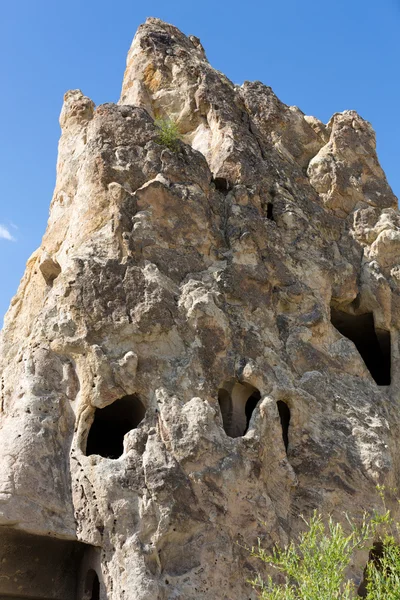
218,381,261,438
86,395,146,459
266,202,274,221
213,177,232,192
277,401,290,453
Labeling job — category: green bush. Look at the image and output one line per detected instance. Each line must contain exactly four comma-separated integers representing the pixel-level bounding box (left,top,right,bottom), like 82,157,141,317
364,537,400,599
154,117,181,151
248,491,400,599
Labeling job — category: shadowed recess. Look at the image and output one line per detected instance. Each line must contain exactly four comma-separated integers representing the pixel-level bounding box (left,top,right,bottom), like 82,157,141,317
0,528,88,599
357,541,384,597
245,391,261,433
218,382,261,438
266,202,274,221
82,569,100,600
86,394,146,459
277,400,290,453
331,308,391,386
213,177,232,192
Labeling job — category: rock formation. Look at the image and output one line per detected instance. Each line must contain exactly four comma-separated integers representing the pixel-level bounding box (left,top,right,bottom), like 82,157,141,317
1,17,399,600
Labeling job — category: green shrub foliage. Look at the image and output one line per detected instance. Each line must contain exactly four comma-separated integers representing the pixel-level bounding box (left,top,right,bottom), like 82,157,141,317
248,491,400,600
365,538,400,599
154,117,181,151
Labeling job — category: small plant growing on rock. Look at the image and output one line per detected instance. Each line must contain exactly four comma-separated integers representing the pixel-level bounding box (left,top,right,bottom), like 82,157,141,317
154,117,181,151
249,512,372,599
247,491,400,599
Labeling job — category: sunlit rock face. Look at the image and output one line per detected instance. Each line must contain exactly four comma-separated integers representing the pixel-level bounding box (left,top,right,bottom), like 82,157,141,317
1,17,399,600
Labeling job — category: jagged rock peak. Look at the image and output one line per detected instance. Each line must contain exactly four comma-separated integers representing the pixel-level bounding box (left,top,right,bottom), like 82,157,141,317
0,17,399,600
120,18,397,218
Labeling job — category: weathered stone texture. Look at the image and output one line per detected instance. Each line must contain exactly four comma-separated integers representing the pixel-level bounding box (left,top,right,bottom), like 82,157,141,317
1,16,399,599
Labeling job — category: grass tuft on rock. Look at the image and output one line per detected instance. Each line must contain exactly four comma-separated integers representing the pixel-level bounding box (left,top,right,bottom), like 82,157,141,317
154,117,181,151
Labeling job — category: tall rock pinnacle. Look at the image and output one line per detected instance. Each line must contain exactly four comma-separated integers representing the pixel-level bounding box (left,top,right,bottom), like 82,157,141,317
0,17,399,600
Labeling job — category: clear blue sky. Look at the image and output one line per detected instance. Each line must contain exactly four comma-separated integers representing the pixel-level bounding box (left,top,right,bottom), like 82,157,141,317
1,0,399,325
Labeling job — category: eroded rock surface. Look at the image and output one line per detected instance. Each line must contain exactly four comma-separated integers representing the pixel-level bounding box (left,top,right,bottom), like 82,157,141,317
1,17,399,599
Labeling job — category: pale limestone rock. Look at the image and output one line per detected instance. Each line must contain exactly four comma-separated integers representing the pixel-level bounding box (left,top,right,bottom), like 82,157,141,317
39,251,62,284
307,111,397,218
0,16,399,600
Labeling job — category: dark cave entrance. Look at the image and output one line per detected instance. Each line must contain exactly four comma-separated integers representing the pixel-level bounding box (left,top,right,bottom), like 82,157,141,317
218,382,261,438
331,308,391,386
82,569,100,600
217,388,232,435
86,394,146,459
266,202,274,221
213,177,232,193
277,401,290,453
0,528,88,599
357,541,384,597
245,391,262,434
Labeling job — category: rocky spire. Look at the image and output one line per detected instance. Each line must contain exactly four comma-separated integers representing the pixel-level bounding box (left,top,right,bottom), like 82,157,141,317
0,17,399,600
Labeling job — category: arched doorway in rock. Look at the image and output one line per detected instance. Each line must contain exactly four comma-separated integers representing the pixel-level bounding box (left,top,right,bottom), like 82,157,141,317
85,394,146,459
82,569,100,600
277,400,290,453
331,307,391,386
218,381,261,438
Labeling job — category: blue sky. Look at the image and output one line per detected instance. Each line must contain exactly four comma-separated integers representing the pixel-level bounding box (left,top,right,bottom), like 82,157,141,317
1,0,399,325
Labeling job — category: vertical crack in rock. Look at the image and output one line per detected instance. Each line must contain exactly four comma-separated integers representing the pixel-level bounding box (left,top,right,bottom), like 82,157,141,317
0,15,399,600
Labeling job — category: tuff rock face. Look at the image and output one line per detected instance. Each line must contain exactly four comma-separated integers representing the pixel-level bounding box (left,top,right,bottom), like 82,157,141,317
1,17,400,600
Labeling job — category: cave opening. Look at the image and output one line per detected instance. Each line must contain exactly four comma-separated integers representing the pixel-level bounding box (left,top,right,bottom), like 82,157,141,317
0,528,88,600
218,382,261,438
86,394,146,459
357,541,384,597
213,177,232,193
277,401,290,453
266,202,274,221
331,308,391,386
245,391,262,434
83,569,100,600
